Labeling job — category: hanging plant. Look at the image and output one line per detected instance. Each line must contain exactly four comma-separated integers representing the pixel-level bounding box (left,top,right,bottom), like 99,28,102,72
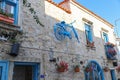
74,65,80,72
23,0,44,27
55,61,68,72
103,66,109,72
105,42,115,47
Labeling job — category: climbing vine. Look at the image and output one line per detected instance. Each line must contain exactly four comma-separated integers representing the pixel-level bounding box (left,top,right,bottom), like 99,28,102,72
23,0,44,27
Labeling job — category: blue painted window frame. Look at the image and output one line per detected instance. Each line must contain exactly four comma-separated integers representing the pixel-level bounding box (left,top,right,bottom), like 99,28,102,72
0,61,9,80
84,60,105,80
14,62,40,80
85,24,93,43
103,32,109,43
110,70,116,80
0,0,19,24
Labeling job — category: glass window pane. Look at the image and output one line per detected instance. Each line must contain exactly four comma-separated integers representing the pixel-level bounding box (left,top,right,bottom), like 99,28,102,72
5,4,14,14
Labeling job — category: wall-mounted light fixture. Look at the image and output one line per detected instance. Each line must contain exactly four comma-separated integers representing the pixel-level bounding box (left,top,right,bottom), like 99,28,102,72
49,48,56,62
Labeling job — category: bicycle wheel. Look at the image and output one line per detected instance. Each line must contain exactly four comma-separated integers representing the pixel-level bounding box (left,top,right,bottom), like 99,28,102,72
54,25,65,41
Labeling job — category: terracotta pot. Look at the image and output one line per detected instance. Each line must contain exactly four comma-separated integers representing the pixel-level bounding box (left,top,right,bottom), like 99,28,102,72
104,67,109,72
57,67,65,72
74,67,80,72
0,14,14,24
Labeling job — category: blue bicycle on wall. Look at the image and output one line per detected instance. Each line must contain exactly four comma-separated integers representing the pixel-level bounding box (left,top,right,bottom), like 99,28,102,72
54,21,80,43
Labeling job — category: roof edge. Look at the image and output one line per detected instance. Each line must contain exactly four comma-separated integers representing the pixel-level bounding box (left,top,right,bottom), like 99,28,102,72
71,0,113,28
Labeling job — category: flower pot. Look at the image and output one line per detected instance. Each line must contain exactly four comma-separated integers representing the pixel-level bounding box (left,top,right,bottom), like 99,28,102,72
74,67,80,72
103,67,109,72
57,67,65,72
0,14,14,24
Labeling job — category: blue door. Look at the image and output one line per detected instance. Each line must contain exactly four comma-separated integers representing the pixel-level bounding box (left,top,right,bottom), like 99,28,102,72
0,61,8,80
110,70,116,80
85,60,105,80
13,62,40,80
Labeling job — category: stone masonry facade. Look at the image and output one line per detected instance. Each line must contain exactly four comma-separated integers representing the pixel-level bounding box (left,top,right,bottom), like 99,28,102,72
0,0,119,80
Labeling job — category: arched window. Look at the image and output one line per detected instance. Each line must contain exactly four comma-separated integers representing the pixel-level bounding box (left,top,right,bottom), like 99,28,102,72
84,61,105,80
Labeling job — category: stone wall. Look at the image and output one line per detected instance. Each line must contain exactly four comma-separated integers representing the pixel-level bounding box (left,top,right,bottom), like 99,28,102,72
0,0,118,80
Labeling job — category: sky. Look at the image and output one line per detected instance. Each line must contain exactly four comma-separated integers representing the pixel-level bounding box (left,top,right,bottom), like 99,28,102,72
53,0,120,37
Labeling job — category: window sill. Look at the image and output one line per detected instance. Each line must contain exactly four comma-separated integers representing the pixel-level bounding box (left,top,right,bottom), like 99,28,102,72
0,21,21,31
86,45,96,50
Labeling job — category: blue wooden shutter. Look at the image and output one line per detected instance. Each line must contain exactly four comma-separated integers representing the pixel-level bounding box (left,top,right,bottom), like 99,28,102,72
85,24,93,42
110,70,116,80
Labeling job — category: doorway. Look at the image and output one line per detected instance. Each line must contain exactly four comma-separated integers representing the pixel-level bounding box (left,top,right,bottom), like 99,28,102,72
0,61,8,80
13,62,39,80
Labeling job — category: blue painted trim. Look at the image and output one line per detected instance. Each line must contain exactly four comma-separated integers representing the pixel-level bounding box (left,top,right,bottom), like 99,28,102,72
14,0,18,24
0,60,9,80
110,70,116,80
85,24,93,43
84,60,105,80
14,62,39,65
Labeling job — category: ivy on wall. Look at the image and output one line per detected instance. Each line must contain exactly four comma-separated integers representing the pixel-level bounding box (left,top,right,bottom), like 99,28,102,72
23,0,44,27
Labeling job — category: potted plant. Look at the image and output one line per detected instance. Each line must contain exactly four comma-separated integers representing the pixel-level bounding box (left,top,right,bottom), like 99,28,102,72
116,65,120,72
105,42,115,47
56,61,68,72
84,64,93,72
103,66,109,72
74,65,80,72
86,39,95,48
0,8,14,24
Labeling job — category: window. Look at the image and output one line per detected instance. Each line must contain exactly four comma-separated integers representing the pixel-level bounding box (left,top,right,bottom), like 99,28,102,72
0,0,19,24
103,32,109,43
85,24,93,43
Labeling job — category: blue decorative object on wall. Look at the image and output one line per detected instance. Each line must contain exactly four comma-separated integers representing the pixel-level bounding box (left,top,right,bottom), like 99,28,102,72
54,21,80,42
40,75,45,78
84,60,105,80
